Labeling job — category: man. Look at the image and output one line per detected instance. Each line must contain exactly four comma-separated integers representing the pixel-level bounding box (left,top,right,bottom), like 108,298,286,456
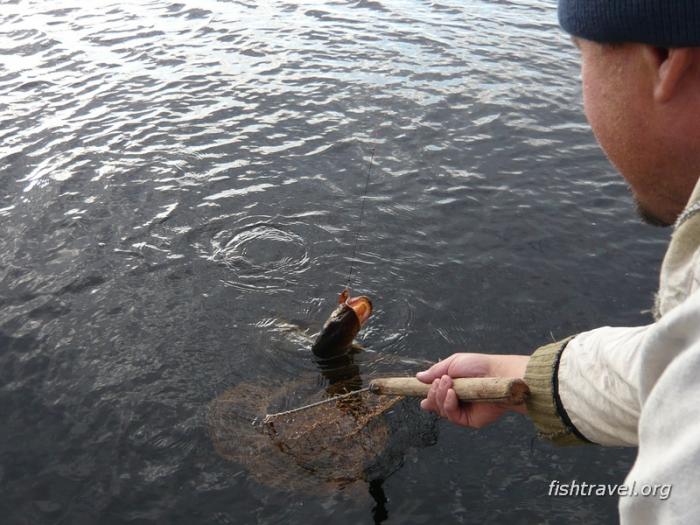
417,1,700,522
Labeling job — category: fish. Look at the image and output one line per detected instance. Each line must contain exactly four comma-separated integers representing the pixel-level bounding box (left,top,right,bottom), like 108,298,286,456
310,289,373,395
311,288,373,360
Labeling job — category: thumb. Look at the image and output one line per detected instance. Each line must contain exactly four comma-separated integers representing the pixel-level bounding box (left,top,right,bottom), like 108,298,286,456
416,355,456,384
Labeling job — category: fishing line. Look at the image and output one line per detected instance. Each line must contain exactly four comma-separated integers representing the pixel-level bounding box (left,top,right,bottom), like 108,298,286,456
345,147,376,290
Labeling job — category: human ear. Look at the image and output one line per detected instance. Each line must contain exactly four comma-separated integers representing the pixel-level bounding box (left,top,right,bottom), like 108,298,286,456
646,47,693,103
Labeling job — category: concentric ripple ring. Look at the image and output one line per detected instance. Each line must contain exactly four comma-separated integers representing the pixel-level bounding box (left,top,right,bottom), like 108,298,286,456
208,223,310,292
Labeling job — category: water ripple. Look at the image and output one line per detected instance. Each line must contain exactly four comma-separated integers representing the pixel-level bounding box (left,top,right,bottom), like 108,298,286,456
201,222,311,293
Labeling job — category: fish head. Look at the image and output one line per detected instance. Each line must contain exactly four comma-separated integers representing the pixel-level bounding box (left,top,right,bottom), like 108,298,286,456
345,295,372,326
311,294,373,359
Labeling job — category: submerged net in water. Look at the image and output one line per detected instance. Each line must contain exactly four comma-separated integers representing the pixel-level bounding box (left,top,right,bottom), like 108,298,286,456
208,376,437,491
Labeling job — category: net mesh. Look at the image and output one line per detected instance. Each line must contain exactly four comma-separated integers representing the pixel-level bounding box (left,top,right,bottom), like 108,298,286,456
208,376,437,491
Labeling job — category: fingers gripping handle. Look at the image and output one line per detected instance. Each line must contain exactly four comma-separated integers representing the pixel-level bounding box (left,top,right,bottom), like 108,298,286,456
368,377,530,405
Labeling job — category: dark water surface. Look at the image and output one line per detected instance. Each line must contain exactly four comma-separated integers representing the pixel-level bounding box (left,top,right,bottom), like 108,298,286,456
1,0,669,523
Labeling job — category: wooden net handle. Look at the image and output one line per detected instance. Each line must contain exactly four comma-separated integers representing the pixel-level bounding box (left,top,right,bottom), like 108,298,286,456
368,377,530,405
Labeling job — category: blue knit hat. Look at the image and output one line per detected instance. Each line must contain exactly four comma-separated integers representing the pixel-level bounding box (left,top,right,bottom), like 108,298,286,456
559,0,700,47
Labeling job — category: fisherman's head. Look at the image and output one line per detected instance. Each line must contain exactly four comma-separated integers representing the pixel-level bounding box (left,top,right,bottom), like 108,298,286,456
559,0,700,226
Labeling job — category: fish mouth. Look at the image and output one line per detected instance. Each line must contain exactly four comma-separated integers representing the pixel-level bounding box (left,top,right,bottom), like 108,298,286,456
345,296,372,325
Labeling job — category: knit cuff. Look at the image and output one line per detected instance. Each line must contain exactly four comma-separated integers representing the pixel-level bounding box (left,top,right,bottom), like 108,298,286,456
525,337,592,446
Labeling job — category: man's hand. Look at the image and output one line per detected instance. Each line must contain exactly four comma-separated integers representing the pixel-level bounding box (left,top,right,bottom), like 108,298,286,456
416,353,529,428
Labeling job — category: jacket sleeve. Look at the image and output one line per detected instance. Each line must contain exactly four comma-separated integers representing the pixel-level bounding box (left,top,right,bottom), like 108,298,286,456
619,291,700,522
525,291,700,521
525,324,652,446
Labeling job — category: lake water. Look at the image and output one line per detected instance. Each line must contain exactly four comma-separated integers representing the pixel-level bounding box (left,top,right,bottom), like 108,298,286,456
0,0,669,523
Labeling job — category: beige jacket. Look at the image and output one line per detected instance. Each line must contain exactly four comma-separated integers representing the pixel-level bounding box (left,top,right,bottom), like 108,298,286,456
525,178,700,523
